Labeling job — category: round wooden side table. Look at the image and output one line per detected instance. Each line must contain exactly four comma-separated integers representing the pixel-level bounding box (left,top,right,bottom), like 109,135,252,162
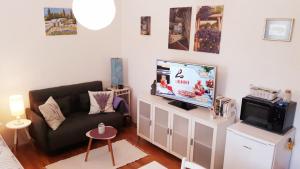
6,119,31,152
85,126,117,166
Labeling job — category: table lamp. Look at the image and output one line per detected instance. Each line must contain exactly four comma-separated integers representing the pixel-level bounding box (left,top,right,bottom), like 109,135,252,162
9,95,25,125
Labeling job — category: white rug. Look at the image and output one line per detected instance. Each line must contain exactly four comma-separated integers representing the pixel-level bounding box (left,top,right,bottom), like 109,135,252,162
46,139,148,169
139,161,167,169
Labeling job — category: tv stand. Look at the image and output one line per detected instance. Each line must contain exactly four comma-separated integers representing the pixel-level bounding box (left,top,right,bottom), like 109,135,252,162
137,95,235,169
168,100,197,110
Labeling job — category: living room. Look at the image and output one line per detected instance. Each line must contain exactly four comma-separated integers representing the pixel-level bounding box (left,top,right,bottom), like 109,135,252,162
0,0,299,169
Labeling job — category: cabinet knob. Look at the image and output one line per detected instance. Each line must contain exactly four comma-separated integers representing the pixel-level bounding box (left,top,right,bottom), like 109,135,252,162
243,145,252,150
190,139,194,146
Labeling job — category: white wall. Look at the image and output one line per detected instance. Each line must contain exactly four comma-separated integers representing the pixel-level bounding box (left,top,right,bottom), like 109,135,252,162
121,0,300,168
0,0,121,123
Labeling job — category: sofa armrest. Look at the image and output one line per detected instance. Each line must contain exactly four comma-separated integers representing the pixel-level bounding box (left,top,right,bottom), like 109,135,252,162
25,108,49,152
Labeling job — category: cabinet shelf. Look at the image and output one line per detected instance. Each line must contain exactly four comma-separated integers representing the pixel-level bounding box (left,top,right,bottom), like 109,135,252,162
154,122,168,129
140,115,150,121
194,140,212,149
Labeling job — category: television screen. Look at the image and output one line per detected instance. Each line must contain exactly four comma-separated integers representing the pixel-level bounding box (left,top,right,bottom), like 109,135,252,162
156,60,216,108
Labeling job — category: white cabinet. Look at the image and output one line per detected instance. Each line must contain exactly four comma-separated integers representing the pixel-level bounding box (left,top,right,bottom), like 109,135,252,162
170,112,191,158
224,122,296,169
153,106,170,151
190,121,214,169
137,100,152,142
137,95,235,169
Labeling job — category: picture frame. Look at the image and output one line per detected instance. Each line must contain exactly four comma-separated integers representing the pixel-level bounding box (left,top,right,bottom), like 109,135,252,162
141,16,151,35
264,18,294,42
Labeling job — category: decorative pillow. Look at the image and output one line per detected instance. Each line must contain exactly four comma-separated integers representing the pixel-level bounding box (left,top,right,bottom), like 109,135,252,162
88,91,115,114
56,96,71,117
39,96,66,130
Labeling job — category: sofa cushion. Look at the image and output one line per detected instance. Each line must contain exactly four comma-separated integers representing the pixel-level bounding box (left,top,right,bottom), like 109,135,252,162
39,97,66,130
88,91,115,114
48,112,123,150
56,96,71,117
29,81,103,113
79,93,90,112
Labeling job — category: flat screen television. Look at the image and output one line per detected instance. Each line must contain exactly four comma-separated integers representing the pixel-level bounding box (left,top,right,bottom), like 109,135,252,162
156,60,217,110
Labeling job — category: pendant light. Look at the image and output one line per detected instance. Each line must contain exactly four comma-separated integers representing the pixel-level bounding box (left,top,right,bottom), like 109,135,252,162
72,0,116,30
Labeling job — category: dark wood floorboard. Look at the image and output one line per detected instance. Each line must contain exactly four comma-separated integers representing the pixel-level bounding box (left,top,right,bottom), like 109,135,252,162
13,125,181,169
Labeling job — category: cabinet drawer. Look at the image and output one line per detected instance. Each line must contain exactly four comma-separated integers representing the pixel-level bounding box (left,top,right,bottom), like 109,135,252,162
224,131,274,169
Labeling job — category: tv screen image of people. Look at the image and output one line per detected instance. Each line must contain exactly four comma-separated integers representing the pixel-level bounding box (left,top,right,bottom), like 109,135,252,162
156,60,216,108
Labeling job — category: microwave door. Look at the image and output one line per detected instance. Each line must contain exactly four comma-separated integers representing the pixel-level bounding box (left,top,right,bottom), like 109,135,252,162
243,102,272,129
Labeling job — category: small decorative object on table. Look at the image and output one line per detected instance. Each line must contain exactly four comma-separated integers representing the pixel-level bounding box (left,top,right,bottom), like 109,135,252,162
85,126,117,166
283,89,292,103
209,107,217,119
249,84,279,101
150,80,156,95
98,123,105,134
111,58,123,89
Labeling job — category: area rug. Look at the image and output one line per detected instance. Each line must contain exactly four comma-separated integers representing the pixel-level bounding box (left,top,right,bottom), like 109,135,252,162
46,139,148,169
138,161,167,169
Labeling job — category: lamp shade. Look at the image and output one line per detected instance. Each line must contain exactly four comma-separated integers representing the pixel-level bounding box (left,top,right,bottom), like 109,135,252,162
9,95,25,117
72,0,116,30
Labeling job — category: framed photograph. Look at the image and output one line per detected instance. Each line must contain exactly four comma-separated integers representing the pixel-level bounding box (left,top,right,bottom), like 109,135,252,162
141,16,151,35
264,18,294,42
44,7,77,36
168,7,192,51
194,5,224,54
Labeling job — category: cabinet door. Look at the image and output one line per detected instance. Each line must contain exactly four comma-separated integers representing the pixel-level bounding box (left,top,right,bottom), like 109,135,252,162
170,112,190,159
190,121,214,169
153,106,170,151
137,100,152,141
223,131,274,169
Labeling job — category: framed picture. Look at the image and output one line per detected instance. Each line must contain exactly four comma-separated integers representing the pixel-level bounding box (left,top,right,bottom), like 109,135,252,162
141,16,151,35
168,7,192,51
194,6,224,54
44,8,77,36
264,18,294,42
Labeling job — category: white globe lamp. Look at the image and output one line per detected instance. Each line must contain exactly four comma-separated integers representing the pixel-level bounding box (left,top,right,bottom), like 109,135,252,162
72,0,116,30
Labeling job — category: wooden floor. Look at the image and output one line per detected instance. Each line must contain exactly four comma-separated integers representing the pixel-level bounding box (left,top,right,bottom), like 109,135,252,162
14,125,181,169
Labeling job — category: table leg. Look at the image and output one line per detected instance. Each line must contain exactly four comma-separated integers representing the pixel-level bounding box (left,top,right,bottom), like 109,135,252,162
108,143,111,152
24,128,31,140
13,129,18,152
85,138,93,162
108,139,115,166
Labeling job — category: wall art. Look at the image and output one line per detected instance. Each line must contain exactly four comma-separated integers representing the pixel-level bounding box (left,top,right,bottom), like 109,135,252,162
194,6,224,54
168,7,192,51
44,8,77,36
141,16,151,35
264,18,294,42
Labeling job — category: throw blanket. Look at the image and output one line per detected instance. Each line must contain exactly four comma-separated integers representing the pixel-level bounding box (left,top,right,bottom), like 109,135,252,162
113,96,129,113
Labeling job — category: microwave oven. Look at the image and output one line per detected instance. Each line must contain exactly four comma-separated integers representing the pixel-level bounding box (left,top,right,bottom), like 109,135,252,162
240,96,297,134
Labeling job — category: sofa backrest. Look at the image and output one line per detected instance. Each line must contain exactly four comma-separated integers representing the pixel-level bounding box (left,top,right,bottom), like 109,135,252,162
29,81,103,115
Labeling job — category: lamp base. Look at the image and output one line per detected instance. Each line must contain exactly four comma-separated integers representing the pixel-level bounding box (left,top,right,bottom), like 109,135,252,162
13,119,24,126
